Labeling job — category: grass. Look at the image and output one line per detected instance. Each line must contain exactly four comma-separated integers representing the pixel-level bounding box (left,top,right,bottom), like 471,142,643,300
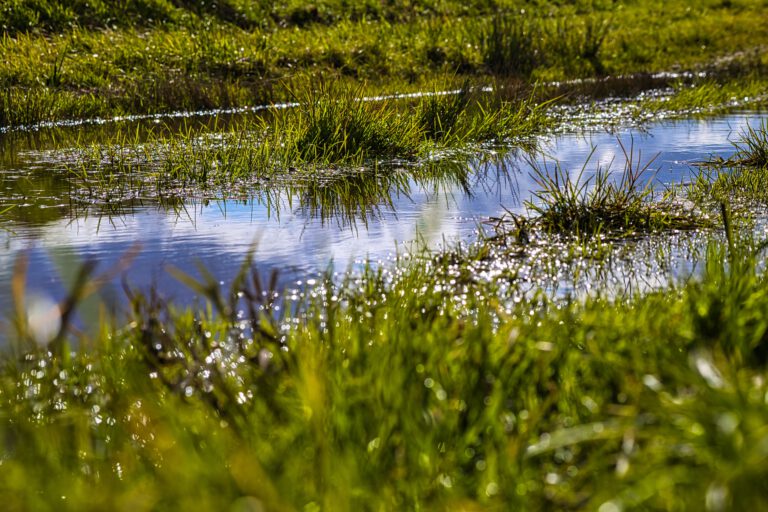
1,1,768,127
4,1,768,509
3,120,768,509
733,119,768,168
2,211,768,510
523,141,706,236
59,83,549,202
286,81,423,163
642,77,768,118
688,120,768,209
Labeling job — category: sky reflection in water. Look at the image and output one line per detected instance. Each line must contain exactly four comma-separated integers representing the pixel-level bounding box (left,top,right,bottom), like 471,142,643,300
0,112,765,315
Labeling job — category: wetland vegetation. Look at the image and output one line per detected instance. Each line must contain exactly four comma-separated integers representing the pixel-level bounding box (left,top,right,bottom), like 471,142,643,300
2,1,768,511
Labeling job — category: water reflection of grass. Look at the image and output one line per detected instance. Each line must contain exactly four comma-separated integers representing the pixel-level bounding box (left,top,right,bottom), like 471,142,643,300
75,156,500,232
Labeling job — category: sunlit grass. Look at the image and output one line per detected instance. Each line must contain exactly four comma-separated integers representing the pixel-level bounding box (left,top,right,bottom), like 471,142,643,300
2,215,768,509
733,119,768,168
688,120,768,209
524,141,705,236
4,2,768,510
2,1,768,127
60,83,548,202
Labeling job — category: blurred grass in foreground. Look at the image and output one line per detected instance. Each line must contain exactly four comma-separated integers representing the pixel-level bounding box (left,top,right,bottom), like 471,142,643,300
1,206,768,510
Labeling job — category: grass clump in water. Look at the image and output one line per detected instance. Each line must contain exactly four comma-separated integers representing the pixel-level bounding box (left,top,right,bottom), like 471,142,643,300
62,83,551,200
689,165,768,211
526,141,702,236
414,80,552,148
284,81,423,163
689,120,768,209
732,119,768,168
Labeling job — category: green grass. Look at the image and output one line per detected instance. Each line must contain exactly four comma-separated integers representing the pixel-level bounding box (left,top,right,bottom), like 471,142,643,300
285,81,424,163
733,119,768,168
4,2,768,509
2,1,768,127
2,216,768,510
642,77,768,118
60,84,549,202
688,120,768,209
524,141,705,236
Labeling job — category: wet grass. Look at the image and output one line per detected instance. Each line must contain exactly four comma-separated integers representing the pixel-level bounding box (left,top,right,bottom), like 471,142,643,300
2,213,768,510
5,107,768,508
3,2,768,509
59,83,549,201
641,77,768,119
286,82,424,163
523,142,706,236
733,119,768,168
690,165,768,211
688,120,768,209
1,1,768,127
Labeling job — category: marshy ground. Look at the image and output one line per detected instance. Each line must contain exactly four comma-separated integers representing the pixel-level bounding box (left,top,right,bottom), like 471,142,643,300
2,1,768,510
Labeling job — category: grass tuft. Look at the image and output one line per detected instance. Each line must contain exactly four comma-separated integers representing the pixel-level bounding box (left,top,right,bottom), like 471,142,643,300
285,81,423,163
417,84,473,141
526,140,703,235
482,14,540,77
733,119,768,168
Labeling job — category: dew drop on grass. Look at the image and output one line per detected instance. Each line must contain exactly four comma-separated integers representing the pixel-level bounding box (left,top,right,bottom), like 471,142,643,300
705,482,729,512
598,500,623,512
26,294,61,345
642,374,662,391
716,413,739,436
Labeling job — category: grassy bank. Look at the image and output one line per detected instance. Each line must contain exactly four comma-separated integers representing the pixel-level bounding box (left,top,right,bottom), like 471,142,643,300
1,0,768,127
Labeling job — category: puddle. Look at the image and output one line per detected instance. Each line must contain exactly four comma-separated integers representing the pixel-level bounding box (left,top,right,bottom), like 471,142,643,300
1,112,766,326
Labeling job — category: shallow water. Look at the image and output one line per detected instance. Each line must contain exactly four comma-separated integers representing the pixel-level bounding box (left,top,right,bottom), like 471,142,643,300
0,112,766,323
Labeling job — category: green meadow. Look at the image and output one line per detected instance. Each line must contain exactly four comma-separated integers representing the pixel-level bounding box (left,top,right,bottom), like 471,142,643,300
2,1,768,511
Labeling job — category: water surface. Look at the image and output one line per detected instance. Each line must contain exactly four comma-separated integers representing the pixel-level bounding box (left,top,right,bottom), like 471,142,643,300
1,112,765,320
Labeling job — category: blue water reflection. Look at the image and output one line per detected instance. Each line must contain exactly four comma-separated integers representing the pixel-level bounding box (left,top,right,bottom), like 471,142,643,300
0,112,765,317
